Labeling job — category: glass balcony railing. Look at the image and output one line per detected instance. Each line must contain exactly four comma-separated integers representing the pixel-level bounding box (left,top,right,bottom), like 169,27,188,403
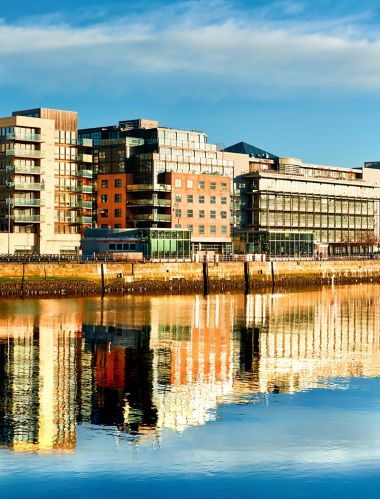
77,138,93,147
69,201,93,209
77,154,93,163
127,199,171,207
6,165,44,175
126,184,171,192
82,186,93,194
5,149,44,159
13,215,42,223
76,169,92,178
12,198,43,207
6,133,44,142
134,214,171,222
10,182,45,191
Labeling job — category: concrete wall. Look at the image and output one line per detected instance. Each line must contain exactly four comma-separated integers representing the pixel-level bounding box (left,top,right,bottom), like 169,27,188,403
1,260,380,288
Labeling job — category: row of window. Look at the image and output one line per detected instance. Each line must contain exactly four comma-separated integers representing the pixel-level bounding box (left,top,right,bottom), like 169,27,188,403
101,209,122,217
101,179,122,188
100,194,122,203
174,178,228,190
175,194,228,204
175,224,228,234
109,243,136,251
175,209,228,219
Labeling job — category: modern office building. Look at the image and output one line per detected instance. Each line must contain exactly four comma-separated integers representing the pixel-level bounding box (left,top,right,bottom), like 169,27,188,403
0,108,93,254
80,119,237,253
82,227,192,260
230,149,380,257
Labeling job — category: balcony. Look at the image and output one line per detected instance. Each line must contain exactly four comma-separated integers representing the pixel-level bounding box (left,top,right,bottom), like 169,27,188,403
69,200,93,209
6,165,44,175
77,138,93,147
134,214,171,222
126,184,171,192
77,154,93,163
76,169,93,178
127,198,171,207
6,149,44,159
9,182,45,191
12,198,43,207
13,215,42,223
82,185,93,194
76,216,93,224
7,133,44,142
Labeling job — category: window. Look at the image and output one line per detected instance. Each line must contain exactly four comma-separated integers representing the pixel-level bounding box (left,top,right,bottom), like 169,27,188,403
221,225,227,234
221,197,227,205
221,182,227,191
114,179,122,188
115,224,121,228
199,225,205,234
221,211,227,219
101,180,108,188
100,209,108,218
175,223,181,228
109,243,116,250
210,182,216,189
175,208,181,217
210,196,216,204
187,209,193,218
100,194,108,203
199,195,205,203
199,180,205,189
187,194,193,203
199,210,205,218
210,210,216,218
175,179,182,187
210,225,216,234
101,224,108,228
114,194,122,202
175,194,182,203
114,209,121,217
187,179,193,188
187,224,193,232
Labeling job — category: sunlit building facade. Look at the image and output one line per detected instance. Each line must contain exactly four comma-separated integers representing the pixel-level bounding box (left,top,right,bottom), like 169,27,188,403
0,108,93,254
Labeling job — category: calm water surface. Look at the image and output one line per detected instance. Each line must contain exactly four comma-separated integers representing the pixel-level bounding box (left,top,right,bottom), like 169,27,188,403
1,285,380,498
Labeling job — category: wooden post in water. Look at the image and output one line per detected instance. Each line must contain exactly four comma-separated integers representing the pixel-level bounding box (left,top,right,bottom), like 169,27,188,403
101,263,105,298
244,260,250,294
270,260,275,293
20,263,25,298
203,261,209,295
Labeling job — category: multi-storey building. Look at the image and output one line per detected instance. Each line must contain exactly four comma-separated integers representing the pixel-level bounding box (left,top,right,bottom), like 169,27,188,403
0,108,93,254
229,147,380,257
80,119,236,253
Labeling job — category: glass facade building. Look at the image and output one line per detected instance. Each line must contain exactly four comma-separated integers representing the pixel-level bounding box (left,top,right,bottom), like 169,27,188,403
235,156,380,256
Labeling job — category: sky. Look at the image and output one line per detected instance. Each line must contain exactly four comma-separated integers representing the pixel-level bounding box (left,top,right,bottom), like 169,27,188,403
3,0,380,166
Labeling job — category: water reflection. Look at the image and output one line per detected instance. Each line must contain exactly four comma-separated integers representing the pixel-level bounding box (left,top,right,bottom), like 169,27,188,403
0,285,379,452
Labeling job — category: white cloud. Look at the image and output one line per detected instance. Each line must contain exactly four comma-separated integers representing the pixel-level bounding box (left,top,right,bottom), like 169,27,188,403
1,0,380,98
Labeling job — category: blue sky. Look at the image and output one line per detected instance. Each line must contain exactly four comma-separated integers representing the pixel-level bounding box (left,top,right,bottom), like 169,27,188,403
3,0,380,166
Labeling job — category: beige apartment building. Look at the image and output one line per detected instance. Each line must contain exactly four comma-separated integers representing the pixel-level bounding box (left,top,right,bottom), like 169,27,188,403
0,108,93,254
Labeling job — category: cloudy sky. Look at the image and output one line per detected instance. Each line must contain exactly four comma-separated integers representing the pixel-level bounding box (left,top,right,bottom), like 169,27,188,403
2,0,380,166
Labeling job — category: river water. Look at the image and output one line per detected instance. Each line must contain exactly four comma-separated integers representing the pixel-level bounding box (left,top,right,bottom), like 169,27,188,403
1,285,380,498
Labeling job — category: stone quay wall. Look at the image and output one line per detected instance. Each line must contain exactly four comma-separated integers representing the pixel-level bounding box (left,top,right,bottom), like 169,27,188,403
0,260,379,297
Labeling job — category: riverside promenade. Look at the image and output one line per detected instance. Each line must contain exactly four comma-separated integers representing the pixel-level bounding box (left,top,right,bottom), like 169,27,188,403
0,259,379,297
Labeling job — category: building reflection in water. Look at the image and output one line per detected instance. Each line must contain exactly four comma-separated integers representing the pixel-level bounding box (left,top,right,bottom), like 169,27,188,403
0,299,82,452
0,284,380,452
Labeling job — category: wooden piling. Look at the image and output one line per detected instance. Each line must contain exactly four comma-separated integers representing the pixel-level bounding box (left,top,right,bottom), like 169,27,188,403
203,261,209,295
244,261,250,294
101,263,105,298
270,260,275,293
